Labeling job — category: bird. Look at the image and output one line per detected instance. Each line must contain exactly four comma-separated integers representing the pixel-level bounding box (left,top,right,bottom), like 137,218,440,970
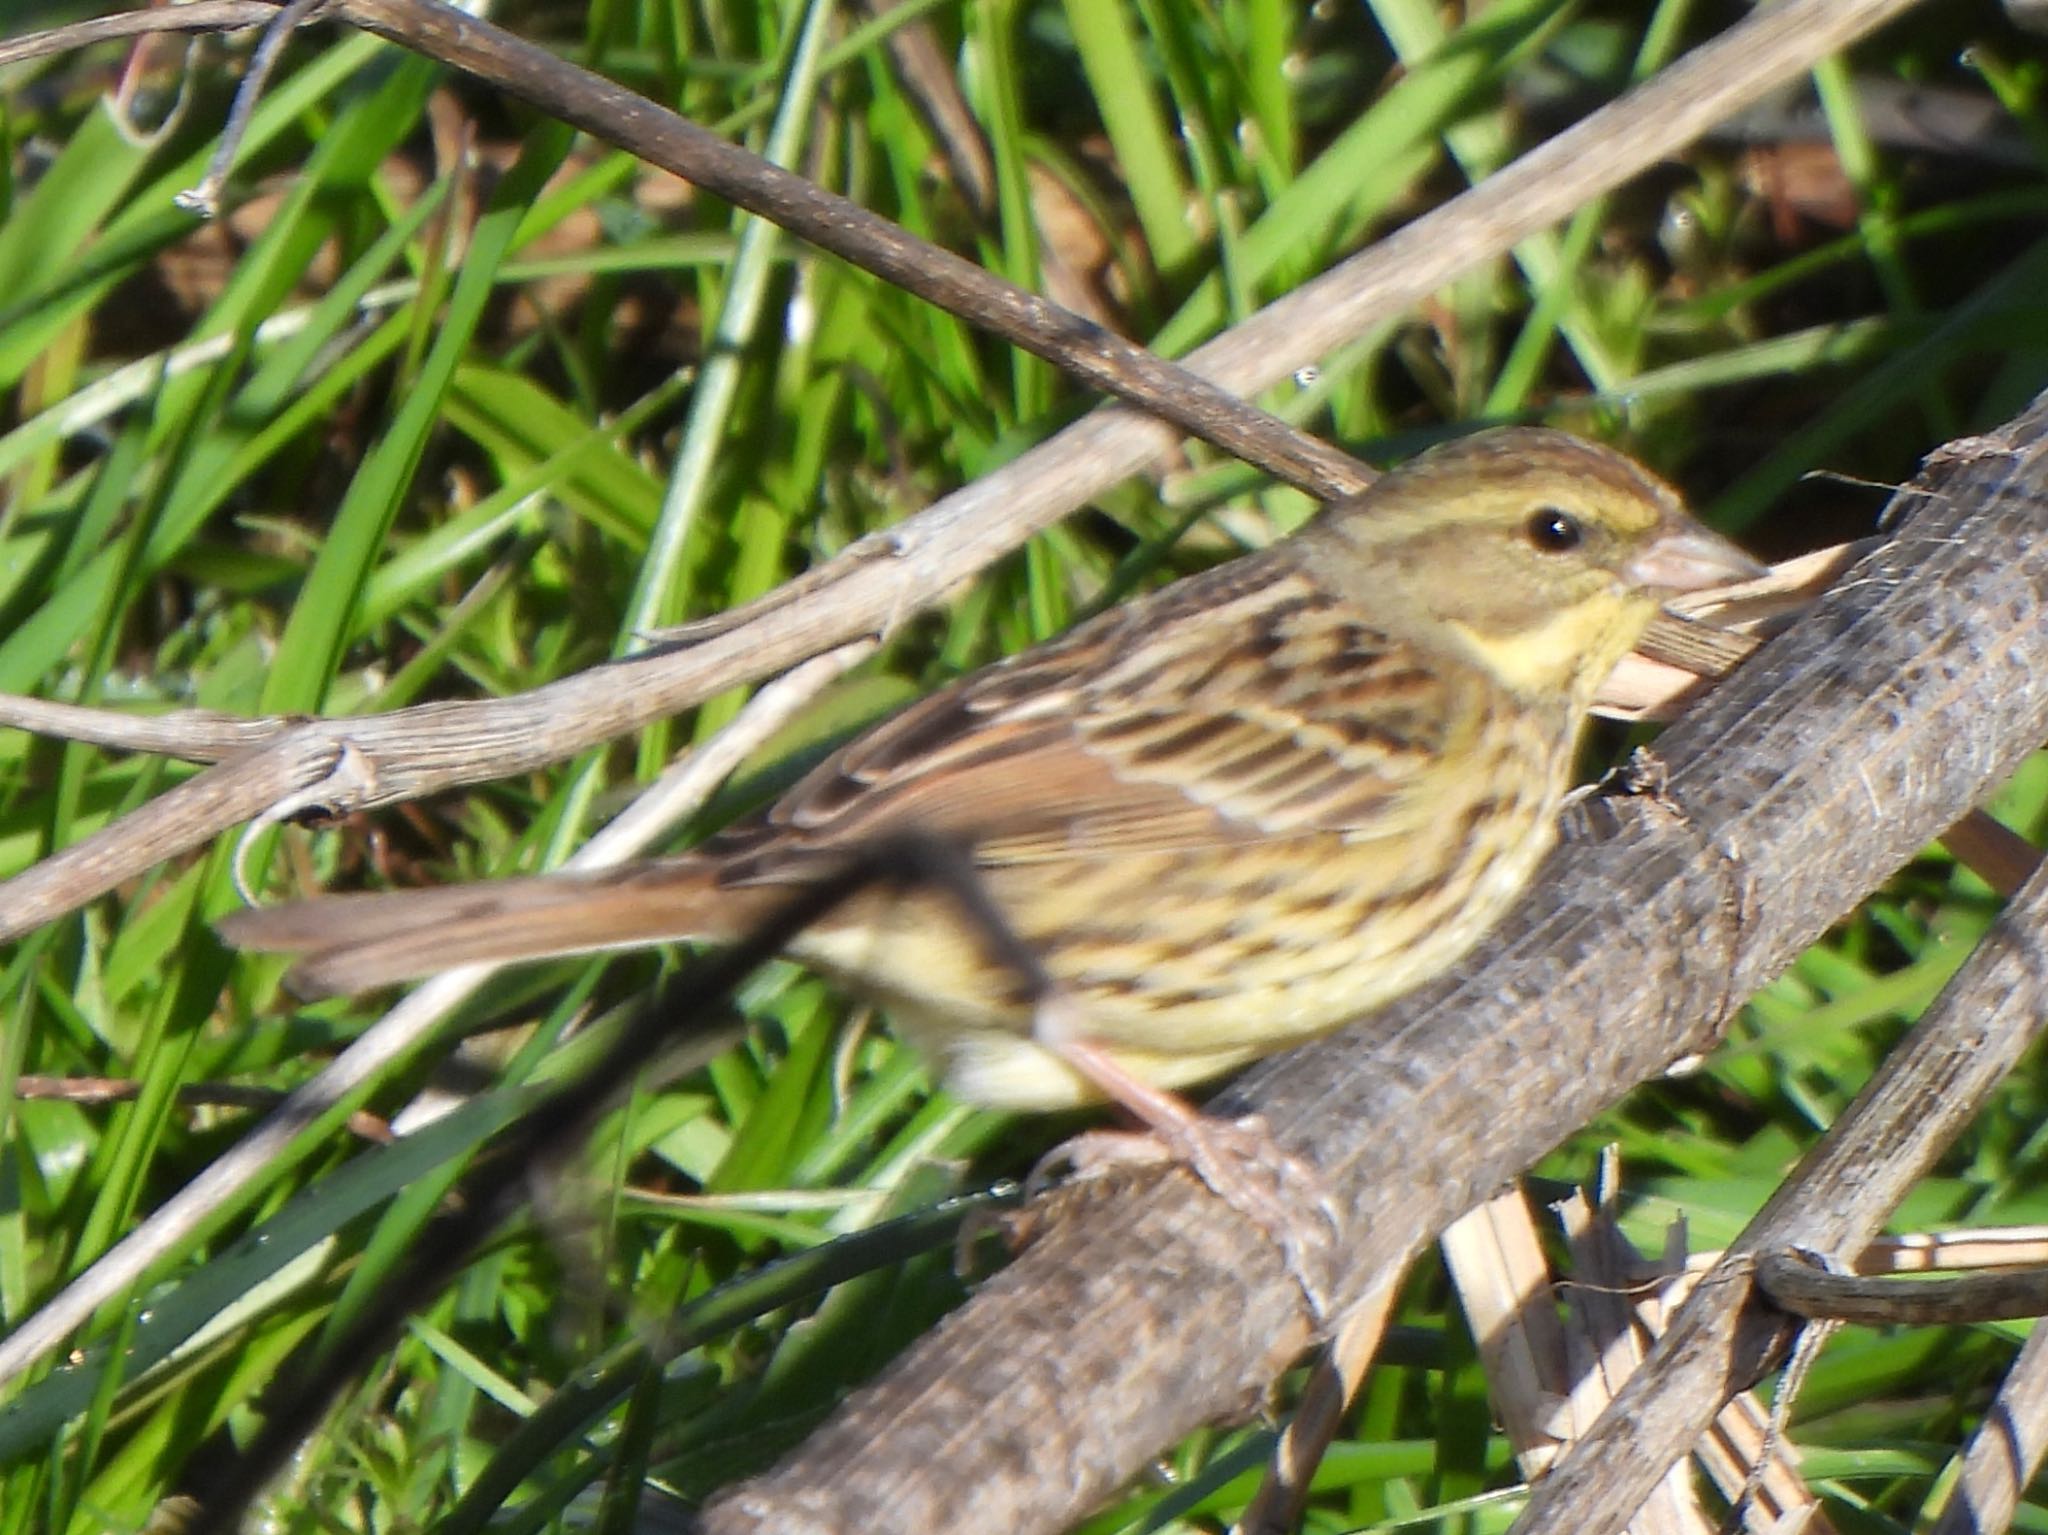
219,427,1760,1220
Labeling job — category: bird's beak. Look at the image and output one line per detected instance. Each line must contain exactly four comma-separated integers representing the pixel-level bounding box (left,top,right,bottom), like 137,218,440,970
1625,524,1768,594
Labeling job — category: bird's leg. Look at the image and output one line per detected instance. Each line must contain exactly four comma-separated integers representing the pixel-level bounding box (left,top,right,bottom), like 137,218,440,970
1030,998,1340,1322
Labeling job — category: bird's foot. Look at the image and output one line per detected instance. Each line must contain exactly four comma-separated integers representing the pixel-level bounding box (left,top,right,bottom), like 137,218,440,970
1031,1114,1341,1323
1030,997,1341,1320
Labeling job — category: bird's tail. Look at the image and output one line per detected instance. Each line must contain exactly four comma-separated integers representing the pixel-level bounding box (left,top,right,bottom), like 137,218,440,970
217,859,761,997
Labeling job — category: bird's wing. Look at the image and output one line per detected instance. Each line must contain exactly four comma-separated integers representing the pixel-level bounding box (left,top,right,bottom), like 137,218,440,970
218,563,1508,993
709,559,1488,879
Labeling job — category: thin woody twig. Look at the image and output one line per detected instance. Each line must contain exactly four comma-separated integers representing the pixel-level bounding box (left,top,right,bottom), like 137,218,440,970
14,1075,392,1142
0,696,298,763
1853,1227,2048,1272
174,0,332,218
1756,1249,2048,1326
0,3,275,68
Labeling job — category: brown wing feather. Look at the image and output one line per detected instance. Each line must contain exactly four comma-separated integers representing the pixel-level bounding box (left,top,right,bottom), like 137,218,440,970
706,555,1485,880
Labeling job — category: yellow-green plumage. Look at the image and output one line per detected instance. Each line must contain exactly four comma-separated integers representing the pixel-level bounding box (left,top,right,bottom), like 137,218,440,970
220,428,1761,1112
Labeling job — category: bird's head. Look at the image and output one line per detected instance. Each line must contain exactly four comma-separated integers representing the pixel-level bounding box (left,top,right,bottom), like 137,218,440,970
1302,427,1764,702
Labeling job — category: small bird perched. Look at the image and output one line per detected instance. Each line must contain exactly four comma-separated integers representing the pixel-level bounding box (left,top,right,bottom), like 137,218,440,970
221,428,1759,1181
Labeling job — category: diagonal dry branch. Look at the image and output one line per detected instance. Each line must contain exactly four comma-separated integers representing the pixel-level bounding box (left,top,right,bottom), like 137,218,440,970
0,0,1922,942
1509,708,2048,1526
697,399,2048,1533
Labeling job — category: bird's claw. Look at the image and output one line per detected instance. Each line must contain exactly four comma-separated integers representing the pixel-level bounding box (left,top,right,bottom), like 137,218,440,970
1032,1114,1341,1323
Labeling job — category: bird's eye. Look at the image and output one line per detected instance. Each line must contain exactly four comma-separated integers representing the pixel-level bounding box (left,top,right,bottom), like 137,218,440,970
1524,507,1583,553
